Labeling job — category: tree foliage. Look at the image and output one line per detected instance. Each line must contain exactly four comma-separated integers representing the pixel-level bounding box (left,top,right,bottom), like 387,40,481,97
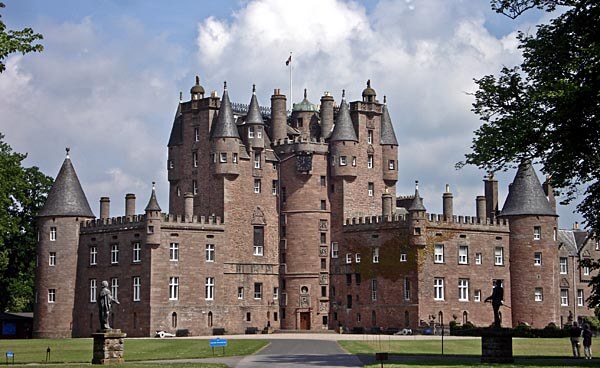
0,133,53,312
0,2,44,73
459,0,600,306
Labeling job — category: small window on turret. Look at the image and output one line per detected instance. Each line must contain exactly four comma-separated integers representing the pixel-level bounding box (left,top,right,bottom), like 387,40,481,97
192,152,198,168
168,160,174,170
368,155,373,169
257,127,262,138
339,156,347,166
352,156,357,167
248,127,255,138
193,180,198,195
389,160,395,170
533,226,541,240
254,152,261,169
367,130,373,144
50,227,57,241
220,153,227,163
233,153,238,164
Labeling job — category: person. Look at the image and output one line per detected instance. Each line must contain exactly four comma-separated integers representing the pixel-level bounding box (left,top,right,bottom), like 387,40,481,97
582,323,593,360
98,280,120,330
570,321,582,358
484,280,503,328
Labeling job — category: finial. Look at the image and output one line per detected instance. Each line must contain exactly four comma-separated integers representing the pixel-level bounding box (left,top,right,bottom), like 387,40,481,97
179,91,183,101
304,88,307,99
367,79,371,88
415,180,419,191
224,81,227,90
152,181,156,190
252,84,256,94
384,95,387,104
342,89,345,99
195,75,200,85
445,184,450,193
65,147,70,158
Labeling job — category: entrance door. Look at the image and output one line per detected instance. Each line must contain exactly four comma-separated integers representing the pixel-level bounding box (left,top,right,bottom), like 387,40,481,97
300,312,311,330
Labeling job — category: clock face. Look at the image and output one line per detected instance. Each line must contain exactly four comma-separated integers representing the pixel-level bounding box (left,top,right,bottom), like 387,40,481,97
296,154,312,172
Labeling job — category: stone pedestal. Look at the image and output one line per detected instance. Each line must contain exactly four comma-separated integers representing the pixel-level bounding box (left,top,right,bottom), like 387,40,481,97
481,328,513,364
92,329,126,365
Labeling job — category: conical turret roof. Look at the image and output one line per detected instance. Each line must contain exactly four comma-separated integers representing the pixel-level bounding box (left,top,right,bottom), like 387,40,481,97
408,182,426,211
167,102,183,146
500,161,557,217
210,83,240,139
38,149,94,218
330,92,357,142
380,98,398,146
245,85,264,125
144,182,162,212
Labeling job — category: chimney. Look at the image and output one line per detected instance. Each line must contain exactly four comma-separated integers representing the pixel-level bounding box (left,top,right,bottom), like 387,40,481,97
184,192,194,222
442,184,453,221
271,89,287,142
100,197,110,220
542,175,556,211
125,193,136,218
382,191,393,220
476,195,487,223
573,222,579,230
320,92,334,140
484,174,498,220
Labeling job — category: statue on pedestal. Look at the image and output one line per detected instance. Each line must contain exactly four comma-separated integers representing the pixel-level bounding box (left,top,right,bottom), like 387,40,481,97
484,279,504,328
98,280,120,330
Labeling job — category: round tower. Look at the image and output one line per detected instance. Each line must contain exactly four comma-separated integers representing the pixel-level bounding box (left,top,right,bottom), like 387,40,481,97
33,148,95,338
380,96,399,184
291,89,320,140
210,82,240,177
320,92,334,140
499,161,559,328
270,89,287,143
329,91,358,178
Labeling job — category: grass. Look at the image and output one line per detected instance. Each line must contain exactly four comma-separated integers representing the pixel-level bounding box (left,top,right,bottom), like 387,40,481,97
0,338,267,364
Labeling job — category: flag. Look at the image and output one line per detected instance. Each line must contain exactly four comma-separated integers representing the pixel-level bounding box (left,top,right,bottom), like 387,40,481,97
285,54,291,66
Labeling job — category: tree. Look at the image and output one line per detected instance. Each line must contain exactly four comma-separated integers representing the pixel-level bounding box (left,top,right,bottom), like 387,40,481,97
0,133,53,311
0,2,43,73
458,0,600,305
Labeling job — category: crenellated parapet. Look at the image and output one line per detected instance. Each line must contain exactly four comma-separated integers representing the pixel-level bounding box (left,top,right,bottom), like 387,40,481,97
271,136,329,155
162,213,223,227
80,213,225,233
343,214,409,232
427,213,509,227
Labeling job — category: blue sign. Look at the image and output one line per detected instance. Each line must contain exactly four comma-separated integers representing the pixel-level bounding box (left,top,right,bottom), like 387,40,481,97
209,338,228,347
6,352,14,358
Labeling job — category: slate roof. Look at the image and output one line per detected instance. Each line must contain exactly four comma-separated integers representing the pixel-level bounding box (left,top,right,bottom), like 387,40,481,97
38,153,94,218
210,84,240,139
499,161,557,217
167,102,183,146
245,86,265,126
329,97,358,142
408,186,426,211
380,102,398,146
558,230,578,256
145,183,161,212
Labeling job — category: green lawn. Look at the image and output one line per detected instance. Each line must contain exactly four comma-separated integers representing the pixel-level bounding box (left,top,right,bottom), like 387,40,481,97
0,338,266,364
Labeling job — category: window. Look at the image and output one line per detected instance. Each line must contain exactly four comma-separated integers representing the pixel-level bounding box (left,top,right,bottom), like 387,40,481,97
320,200,326,210
577,289,584,306
458,279,469,301
192,152,198,167
257,127,262,138
133,242,141,263
254,152,261,169
367,129,373,144
434,278,444,300
238,287,244,299
583,265,590,276
553,227,557,241
331,242,339,258
346,253,352,264
320,232,326,244
400,253,407,262
254,179,261,194
90,246,97,265
281,187,286,202
193,180,198,195
205,244,215,262
320,176,326,187
194,127,199,142
346,273,352,285
560,289,568,306
49,252,56,266
169,243,179,261
346,295,352,308
367,154,373,169
368,182,374,196
351,156,357,167
339,156,347,166
321,286,327,297
434,244,444,263
494,247,504,265
254,283,263,299
372,247,379,263
253,226,264,256
355,253,361,263
560,257,567,274
355,273,362,285
533,226,541,240
219,152,227,163
596,240,600,251
169,277,179,300
388,160,395,170
475,253,482,265
474,289,481,302
111,278,119,300
50,227,57,241
48,289,56,303
534,287,543,302
133,277,141,302
233,153,238,163
210,153,216,163
534,252,542,266
248,126,255,138
273,287,279,300
272,180,278,195
111,244,119,264
458,246,468,264
205,277,214,300
404,278,410,300
371,279,378,301
90,279,97,303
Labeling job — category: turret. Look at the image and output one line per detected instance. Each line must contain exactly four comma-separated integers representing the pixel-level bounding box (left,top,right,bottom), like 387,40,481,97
329,90,358,178
542,176,556,212
499,161,559,328
190,75,205,100
210,82,240,176
245,84,266,150
144,182,162,246
380,96,398,183
270,89,287,142
408,181,426,246
291,89,319,140
320,92,334,139
33,148,95,338
442,184,453,220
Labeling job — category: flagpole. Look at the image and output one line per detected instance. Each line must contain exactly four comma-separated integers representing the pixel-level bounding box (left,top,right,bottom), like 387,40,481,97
289,51,293,114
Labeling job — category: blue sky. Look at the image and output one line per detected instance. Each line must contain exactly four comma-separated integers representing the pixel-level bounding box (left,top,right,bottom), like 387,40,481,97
0,0,584,228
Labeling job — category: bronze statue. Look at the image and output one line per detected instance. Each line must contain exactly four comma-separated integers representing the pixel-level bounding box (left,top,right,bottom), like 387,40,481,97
98,280,120,330
484,279,504,328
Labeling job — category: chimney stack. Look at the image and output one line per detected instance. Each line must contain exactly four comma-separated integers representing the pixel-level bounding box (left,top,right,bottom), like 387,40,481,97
484,174,498,220
125,193,136,218
271,89,287,142
442,184,453,221
476,195,487,223
542,175,556,211
100,197,110,220
184,192,194,222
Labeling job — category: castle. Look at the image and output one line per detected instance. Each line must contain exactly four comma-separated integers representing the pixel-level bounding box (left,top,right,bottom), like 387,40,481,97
32,78,598,337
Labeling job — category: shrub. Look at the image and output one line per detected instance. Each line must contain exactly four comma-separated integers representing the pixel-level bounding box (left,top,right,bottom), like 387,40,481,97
583,316,600,331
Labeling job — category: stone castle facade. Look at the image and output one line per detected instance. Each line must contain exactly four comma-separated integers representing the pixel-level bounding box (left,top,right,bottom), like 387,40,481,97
33,78,598,337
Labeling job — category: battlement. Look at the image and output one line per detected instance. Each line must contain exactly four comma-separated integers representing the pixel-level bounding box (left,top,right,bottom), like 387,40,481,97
343,212,509,231
272,136,330,155
344,214,409,228
162,214,223,226
81,213,224,231
427,213,509,227
82,215,146,229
